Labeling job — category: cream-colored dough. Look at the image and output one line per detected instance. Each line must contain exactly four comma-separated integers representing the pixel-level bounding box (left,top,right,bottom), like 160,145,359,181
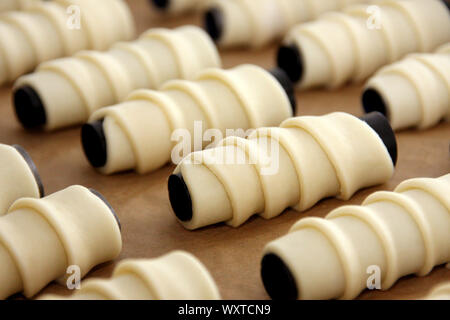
0,0,42,12
0,0,135,85
208,0,365,48
172,112,394,229
0,185,122,299
14,25,221,131
283,0,450,89
87,64,292,175
425,282,450,300
0,144,41,215
151,0,209,15
364,43,450,131
39,251,221,300
263,174,450,300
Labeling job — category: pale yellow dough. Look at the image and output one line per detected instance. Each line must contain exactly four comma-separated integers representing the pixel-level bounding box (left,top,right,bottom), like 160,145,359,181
264,174,450,300
364,43,450,131
0,144,41,215
173,112,394,229
153,0,209,15
0,0,42,12
39,251,221,300
15,26,221,131
208,0,365,48
0,0,135,85
425,282,450,300
89,64,292,175
283,0,450,89
0,185,122,299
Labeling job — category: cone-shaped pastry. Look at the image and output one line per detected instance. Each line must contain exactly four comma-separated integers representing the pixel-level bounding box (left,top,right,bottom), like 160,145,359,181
277,0,450,90
425,282,450,300
0,0,134,85
204,0,365,49
81,65,295,175
168,112,397,230
261,174,450,300
150,0,207,15
40,251,221,300
362,43,450,131
0,144,43,215
0,0,41,12
13,26,220,131
0,185,122,299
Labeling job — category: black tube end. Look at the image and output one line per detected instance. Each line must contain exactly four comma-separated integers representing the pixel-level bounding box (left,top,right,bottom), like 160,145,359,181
360,112,398,166
362,88,388,119
261,253,298,300
204,7,223,42
277,44,303,84
269,67,297,115
13,86,47,129
151,0,170,10
443,0,450,12
89,188,121,230
81,120,107,168
168,173,193,222
12,144,44,198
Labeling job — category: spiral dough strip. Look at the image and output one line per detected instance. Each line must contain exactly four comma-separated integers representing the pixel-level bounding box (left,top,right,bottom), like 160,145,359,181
0,0,42,12
81,65,294,175
262,174,450,300
0,0,135,85
204,0,365,49
0,185,122,299
363,43,450,131
277,0,450,90
0,144,43,215
13,26,221,131
425,282,450,300
168,112,396,230
40,251,221,300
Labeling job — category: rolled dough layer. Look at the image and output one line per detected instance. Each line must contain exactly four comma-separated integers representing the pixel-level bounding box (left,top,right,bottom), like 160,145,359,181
0,0,42,12
82,64,293,175
262,174,450,300
0,0,135,85
279,0,450,89
425,282,450,300
150,0,208,15
40,251,221,300
0,144,43,215
205,0,365,48
0,185,122,299
13,25,221,131
169,112,396,230
363,43,450,130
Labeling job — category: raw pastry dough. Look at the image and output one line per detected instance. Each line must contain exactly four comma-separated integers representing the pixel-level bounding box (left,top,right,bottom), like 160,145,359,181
13,25,221,131
0,0,42,12
205,0,365,48
363,43,450,131
0,144,43,215
425,282,450,300
150,0,208,15
262,174,450,300
278,0,450,90
82,65,294,175
169,112,396,230
0,0,135,85
40,251,221,300
0,185,122,299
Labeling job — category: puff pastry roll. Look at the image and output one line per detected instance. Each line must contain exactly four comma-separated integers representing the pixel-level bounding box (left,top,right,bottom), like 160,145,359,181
362,43,450,131
0,185,122,299
425,282,450,300
278,0,450,90
0,0,135,85
13,26,220,131
40,251,221,300
0,0,42,12
81,65,294,175
261,174,450,300
204,0,365,49
150,0,208,15
168,112,397,230
0,144,43,215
